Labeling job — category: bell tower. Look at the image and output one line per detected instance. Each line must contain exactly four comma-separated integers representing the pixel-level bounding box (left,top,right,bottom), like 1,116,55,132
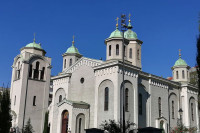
62,36,82,71
10,36,51,133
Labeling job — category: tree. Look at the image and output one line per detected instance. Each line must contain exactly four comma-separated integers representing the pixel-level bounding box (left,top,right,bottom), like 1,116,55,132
100,119,136,133
196,13,200,108
0,89,12,133
43,111,49,133
23,118,34,133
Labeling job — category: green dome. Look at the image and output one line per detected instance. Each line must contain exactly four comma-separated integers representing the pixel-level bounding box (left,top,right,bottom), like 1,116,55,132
174,58,187,66
109,27,123,38
25,41,43,49
124,29,138,39
65,45,80,54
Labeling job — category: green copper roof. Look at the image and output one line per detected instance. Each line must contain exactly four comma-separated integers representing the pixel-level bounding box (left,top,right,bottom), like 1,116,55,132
65,45,80,54
174,57,187,66
25,41,43,49
124,29,138,39
109,26,123,38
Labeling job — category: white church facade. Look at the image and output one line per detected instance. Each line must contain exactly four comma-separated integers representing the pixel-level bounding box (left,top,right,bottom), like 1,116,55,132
10,18,199,133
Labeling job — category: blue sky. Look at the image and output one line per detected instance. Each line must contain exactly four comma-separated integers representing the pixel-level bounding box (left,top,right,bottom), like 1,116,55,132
0,0,199,87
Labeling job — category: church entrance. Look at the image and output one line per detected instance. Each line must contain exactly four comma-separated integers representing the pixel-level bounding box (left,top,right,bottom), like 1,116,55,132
61,110,69,133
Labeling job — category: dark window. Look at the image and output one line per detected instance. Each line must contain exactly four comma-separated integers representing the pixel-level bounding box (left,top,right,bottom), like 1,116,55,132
14,95,16,105
182,70,185,79
116,44,119,55
172,101,174,119
139,93,142,115
109,45,111,56
80,78,84,84
78,118,82,133
191,103,194,121
69,59,72,66
176,71,179,79
29,64,32,78
64,59,66,68
33,96,36,106
125,88,129,112
158,97,161,117
34,62,40,79
40,67,45,80
59,95,62,103
129,48,132,59
104,87,109,111
17,62,20,79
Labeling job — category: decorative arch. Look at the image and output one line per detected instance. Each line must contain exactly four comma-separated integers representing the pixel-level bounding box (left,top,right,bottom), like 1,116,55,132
27,55,50,65
61,110,69,133
76,113,85,133
55,88,66,103
189,96,196,123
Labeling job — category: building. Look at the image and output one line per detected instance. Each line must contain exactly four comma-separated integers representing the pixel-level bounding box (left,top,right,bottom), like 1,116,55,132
10,18,199,133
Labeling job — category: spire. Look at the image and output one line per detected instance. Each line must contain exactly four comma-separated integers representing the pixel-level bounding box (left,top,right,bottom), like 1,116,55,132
179,49,181,58
127,13,133,29
115,17,119,29
72,35,75,46
33,33,36,43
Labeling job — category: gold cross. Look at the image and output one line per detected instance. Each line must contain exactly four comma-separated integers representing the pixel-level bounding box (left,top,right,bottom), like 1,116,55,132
33,33,36,42
116,17,119,25
179,49,181,57
129,13,131,20
72,35,75,45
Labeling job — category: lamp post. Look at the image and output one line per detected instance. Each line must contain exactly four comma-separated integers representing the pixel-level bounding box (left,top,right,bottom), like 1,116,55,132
178,108,183,125
121,14,128,133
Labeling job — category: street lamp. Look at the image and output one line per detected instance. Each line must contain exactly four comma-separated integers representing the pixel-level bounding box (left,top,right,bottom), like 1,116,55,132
121,14,128,133
178,108,183,125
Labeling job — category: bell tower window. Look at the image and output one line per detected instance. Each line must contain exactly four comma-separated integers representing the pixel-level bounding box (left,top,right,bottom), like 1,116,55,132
40,67,45,80
29,64,32,78
176,71,179,79
64,59,66,68
109,45,111,56
182,70,185,79
69,59,72,66
34,62,40,79
116,44,119,55
137,49,140,60
129,48,132,59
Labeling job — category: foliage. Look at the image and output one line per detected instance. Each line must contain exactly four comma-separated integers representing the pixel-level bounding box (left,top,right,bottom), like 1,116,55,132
100,119,136,133
23,118,34,133
171,123,197,133
0,89,12,133
43,111,49,133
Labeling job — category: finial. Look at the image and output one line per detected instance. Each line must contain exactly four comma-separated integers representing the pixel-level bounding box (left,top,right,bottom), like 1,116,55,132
116,17,119,28
33,33,36,43
72,35,75,46
129,13,131,22
179,49,181,58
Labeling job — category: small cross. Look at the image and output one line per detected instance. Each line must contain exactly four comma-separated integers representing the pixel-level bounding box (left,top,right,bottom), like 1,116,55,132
116,17,119,25
33,33,36,42
179,49,181,57
129,13,131,20
72,35,75,45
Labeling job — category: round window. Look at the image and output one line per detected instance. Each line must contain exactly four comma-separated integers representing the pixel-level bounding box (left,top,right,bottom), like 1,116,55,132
80,78,84,84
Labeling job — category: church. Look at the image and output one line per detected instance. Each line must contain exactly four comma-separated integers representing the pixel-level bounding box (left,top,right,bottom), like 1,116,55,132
10,17,199,133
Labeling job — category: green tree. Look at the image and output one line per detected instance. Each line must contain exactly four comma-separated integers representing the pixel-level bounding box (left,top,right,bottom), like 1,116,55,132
23,118,34,133
100,119,136,133
43,111,49,133
0,89,12,133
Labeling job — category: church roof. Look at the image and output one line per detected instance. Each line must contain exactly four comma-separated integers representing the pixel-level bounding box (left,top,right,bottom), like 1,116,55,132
65,36,81,54
25,41,43,49
109,27,123,38
124,19,138,39
173,50,188,67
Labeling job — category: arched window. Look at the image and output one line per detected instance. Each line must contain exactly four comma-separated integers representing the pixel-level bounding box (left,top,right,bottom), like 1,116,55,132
176,71,179,79
62,110,69,133
137,49,140,60
59,95,62,103
29,64,32,78
69,59,72,66
64,59,66,68
33,96,36,106
40,67,45,80
158,97,161,117
191,103,194,121
116,44,119,55
17,62,20,79
125,88,129,112
104,87,109,111
34,62,40,79
172,101,174,119
160,120,164,130
129,48,132,59
109,45,111,56
182,70,185,79
78,118,82,133
14,95,16,105
139,93,142,115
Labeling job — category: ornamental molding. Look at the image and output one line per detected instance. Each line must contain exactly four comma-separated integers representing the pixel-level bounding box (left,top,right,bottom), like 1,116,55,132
150,80,168,89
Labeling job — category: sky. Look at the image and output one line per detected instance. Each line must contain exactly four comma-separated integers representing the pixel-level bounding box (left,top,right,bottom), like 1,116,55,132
0,0,199,87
